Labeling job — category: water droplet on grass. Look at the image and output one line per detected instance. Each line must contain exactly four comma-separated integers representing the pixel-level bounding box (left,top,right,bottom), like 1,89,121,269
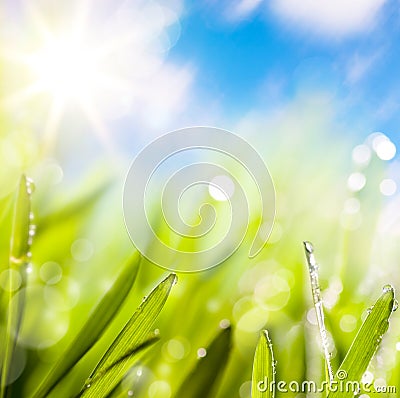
197,348,207,358
29,225,36,236
392,300,398,312
28,225,36,245
303,241,314,253
26,178,35,195
382,284,394,293
219,319,230,329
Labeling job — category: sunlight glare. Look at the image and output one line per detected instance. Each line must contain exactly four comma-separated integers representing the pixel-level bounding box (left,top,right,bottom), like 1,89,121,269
30,37,99,102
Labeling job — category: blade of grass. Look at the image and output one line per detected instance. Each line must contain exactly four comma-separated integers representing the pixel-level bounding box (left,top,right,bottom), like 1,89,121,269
97,333,159,381
251,330,276,398
304,241,334,383
94,332,160,398
327,285,396,398
31,251,141,398
79,273,177,398
1,175,33,398
175,322,232,398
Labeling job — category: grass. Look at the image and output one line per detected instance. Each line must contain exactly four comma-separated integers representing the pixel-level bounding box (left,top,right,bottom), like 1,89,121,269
0,131,399,397
251,331,275,398
1,175,33,398
251,246,397,397
0,177,177,397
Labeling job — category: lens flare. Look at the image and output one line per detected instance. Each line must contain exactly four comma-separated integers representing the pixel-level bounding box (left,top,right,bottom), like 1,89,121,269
29,37,99,102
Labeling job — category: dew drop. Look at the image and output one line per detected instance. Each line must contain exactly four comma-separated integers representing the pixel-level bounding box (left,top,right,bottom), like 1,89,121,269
219,319,230,329
304,241,314,253
382,284,394,293
29,225,36,236
366,306,374,314
26,178,35,195
392,300,398,312
28,225,36,246
197,348,207,358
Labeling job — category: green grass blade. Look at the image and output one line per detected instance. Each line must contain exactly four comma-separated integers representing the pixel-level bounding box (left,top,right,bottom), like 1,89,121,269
91,333,160,398
79,273,177,398
251,330,276,398
96,333,159,380
9,175,33,261
175,322,232,398
32,252,141,398
1,175,33,397
327,285,396,398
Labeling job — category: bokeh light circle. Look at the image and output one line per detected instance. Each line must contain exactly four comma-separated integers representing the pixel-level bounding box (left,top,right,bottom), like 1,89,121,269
123,127,275,272
10,285,69,349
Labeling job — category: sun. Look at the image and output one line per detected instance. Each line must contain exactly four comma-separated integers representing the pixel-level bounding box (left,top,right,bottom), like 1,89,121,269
1,0,182,153
20,32,114,151
1,8,122,152
29,37,99,103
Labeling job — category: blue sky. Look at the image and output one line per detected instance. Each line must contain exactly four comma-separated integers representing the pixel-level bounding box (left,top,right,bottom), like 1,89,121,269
1,0,399,152
169,1,400,142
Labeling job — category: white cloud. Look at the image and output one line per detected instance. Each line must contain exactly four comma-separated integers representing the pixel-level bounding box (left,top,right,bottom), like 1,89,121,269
227,0,264,20
94,0,194,128
130,63,194,130
269,0,387,37
346,52,382,85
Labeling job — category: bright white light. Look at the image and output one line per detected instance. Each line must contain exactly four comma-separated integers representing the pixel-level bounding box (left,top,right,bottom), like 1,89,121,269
2,0,190,149
362,371,374,384
347,172,366,192
30,38,99,102
197,348,207,358
352,144,371,166
372,134,397,160
380,179,397,196
209,175,235,202
376,140,397,160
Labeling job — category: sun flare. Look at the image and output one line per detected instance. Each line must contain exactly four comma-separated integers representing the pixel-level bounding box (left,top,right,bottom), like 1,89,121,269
29,37,99,103
1,0,183,152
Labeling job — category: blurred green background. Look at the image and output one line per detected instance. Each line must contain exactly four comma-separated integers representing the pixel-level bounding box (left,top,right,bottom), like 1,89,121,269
1,1,400,397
